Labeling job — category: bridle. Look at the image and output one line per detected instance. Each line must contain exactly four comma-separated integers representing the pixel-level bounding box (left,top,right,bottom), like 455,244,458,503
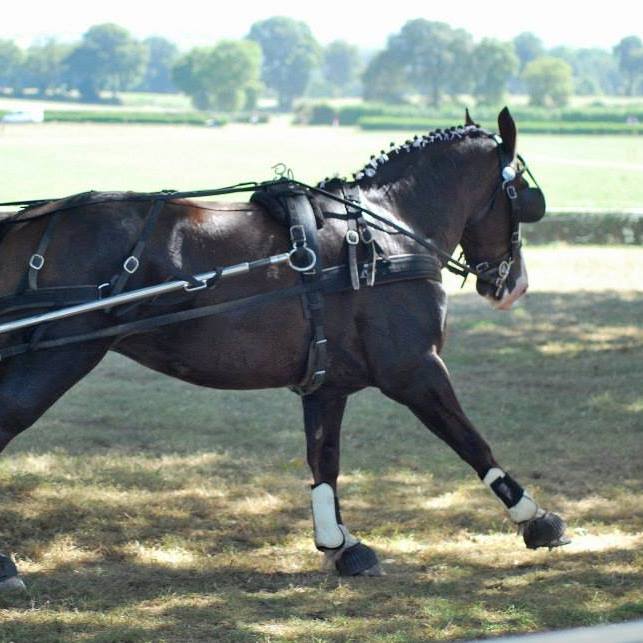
459,134,546,297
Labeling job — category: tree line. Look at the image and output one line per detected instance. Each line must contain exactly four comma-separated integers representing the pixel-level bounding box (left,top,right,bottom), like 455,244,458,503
0,19,641,110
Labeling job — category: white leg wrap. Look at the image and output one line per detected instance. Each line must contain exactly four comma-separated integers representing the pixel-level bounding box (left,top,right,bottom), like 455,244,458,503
483,467,542,523
508,493,541,523
311,483,345,549
483,467,504,487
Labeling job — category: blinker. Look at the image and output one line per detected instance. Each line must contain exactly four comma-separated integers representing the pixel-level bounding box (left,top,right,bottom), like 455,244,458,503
515,187,546,223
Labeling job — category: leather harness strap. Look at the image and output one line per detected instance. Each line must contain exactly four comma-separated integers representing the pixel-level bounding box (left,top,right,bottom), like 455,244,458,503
282,186,327,396
0,254,442,361
342,185,361,291
25,212,61,291
110,199,165,298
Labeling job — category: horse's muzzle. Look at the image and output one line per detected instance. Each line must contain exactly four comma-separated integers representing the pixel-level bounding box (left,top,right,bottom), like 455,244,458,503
476,251,528,310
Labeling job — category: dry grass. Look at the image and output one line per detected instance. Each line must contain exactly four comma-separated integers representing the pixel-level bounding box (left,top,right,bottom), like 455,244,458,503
0,245,640,641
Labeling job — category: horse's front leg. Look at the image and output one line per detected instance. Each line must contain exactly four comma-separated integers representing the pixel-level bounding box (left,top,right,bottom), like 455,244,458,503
379,351,569,550
302,390,382,576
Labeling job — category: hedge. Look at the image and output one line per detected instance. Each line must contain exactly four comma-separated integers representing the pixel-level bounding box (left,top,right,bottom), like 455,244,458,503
297,101,643,128
357,115,643,134
523,212,643,245
43,111,210,125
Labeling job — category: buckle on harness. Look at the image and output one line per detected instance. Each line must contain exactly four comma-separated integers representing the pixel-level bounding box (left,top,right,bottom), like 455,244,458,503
183,279,209,292
29,254,45,271
97,282,111,299
506,184,518,200
346,229,360,245
289,224,306,248
123,256,140,274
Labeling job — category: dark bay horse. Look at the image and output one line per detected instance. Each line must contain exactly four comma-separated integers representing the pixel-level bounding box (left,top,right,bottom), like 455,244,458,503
0,107,567,587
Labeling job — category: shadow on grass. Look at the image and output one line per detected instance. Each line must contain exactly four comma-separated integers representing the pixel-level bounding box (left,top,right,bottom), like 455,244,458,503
2,546,641,642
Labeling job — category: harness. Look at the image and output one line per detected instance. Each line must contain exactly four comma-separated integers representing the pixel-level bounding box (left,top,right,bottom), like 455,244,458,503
0,142,544,394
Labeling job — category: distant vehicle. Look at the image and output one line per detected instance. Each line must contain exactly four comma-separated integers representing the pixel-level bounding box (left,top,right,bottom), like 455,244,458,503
1,109,45,124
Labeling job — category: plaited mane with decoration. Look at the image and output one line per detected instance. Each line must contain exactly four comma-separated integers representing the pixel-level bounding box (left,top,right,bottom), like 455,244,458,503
318,124,488,189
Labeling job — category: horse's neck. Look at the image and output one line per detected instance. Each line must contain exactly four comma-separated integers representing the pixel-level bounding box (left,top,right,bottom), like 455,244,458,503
359,175,467,256
356,141,495,255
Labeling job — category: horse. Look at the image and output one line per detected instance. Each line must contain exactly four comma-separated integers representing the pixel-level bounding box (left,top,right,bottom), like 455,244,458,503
0,107,568,589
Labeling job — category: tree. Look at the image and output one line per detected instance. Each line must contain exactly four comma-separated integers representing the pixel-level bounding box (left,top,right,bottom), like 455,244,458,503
140,37,179,93
65,23,148,101
472,39,518,104
0,40,24,91
385,20,474,105
513,32,544,70
173,40,262,111
614,36,643,95
24,40,71,95
248,16,320,110
523,56,573,107
361,49,409,103
550,46,620,96
323,40,360,95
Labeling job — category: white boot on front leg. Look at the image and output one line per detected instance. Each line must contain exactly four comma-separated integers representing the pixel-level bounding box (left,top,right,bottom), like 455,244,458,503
310,483,382,576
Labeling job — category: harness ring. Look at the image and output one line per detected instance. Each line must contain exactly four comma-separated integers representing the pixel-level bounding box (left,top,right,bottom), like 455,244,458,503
288,247,317,273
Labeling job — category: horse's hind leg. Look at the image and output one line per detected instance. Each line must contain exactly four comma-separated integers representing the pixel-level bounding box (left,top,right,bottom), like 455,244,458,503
378,351,569,550
0,340,111,591
302,390,381,576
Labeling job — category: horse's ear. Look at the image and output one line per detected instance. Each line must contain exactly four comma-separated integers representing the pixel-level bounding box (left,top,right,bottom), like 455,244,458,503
497,106,516,158
465,107,475,126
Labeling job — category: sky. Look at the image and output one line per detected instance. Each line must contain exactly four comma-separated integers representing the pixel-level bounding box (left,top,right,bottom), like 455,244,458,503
3,0,641,51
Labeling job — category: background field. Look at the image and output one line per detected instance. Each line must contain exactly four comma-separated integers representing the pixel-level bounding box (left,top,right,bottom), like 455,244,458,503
1,120,642,210
0,121,641,642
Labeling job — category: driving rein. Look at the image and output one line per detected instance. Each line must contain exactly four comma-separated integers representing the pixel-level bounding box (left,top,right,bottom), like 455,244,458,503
0,136,544,394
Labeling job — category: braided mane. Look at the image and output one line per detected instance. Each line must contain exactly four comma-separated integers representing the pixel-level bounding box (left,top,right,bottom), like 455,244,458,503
318,123,488,189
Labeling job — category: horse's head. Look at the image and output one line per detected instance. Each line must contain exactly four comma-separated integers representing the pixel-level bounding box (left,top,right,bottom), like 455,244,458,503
460,107,546,310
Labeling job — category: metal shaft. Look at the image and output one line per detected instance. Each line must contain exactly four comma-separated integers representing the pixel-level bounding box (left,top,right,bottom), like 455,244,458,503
0,252,291,336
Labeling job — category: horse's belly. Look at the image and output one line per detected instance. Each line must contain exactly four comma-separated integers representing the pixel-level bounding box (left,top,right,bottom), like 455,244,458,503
113,305,310,390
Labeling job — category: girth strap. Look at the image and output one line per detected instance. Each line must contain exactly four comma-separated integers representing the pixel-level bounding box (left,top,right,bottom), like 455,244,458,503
284,189,327,396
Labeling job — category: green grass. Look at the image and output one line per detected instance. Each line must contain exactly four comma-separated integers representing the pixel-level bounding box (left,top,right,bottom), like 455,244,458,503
0,246,641,641
1,121,642,209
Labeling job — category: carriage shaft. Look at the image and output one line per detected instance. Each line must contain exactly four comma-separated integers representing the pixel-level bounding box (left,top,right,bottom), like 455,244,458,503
0,252,291,336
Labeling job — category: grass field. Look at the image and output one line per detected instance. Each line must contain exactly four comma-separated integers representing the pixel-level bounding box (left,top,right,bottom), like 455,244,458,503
0,121,641,641
1,121,642,210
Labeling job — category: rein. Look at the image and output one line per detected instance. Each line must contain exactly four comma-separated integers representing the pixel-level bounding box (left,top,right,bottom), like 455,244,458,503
0,178,490,284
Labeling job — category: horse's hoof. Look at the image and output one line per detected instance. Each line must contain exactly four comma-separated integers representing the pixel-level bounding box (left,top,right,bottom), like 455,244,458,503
335,543,380,576
521,511,571,550
0,555,25,593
